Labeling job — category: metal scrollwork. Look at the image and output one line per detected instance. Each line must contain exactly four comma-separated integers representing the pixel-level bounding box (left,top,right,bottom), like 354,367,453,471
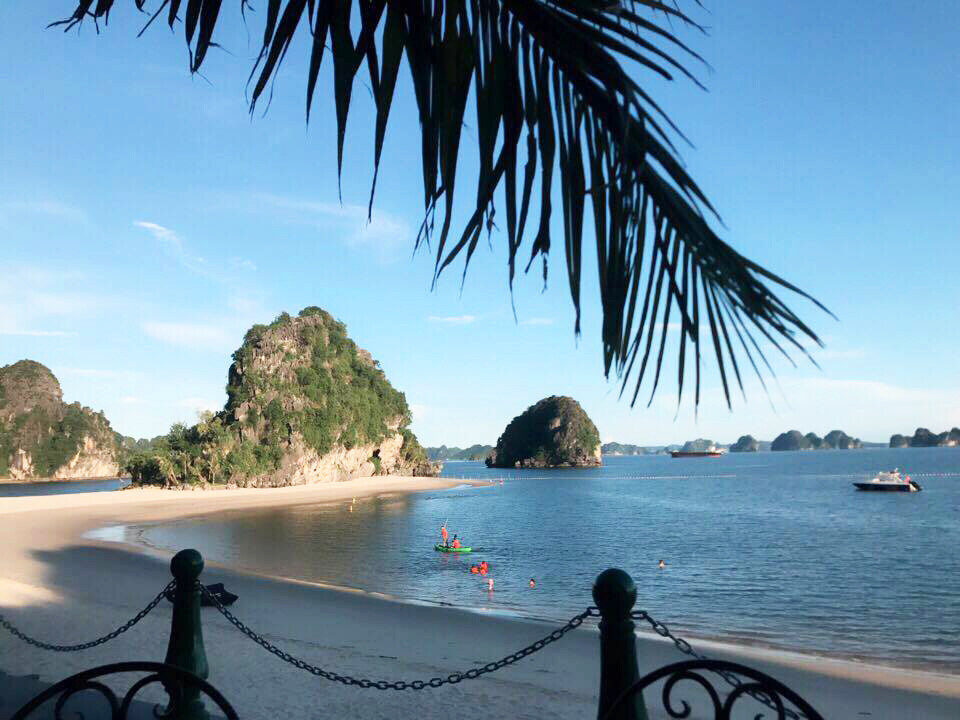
604,659,825,720
11,661,239,720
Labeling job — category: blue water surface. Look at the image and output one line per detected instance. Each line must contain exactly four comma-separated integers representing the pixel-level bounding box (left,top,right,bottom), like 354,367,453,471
131,448,960,672
0,477,128,496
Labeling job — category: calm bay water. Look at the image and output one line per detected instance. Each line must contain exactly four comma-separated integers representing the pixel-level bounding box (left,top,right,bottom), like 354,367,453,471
126,448,959,672
0,477,129,496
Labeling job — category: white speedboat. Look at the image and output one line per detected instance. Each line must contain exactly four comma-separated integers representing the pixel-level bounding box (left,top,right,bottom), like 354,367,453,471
853,468,921,492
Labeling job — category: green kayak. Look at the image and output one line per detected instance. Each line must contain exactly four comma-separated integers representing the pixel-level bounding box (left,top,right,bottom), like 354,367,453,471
434,544,472,553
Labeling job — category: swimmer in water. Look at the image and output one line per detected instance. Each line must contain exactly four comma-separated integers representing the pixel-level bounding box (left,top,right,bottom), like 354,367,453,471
658,559,665,569
529,578,536,589
487,578,494,591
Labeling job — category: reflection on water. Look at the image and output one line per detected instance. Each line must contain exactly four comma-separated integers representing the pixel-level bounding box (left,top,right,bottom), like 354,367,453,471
136,449,960,672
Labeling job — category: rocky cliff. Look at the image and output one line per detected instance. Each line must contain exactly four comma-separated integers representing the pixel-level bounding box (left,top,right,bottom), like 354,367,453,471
889,427,960,448
426,444,494,462
485,396,601,468
127,308,438,487
0,360,120,480
730,435,759,453
771,429,862,451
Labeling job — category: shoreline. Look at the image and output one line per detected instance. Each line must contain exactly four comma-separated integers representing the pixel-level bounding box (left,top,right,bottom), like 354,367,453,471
112,520,960,691
2,478,960,717
0,475,126,485
112,515,960,683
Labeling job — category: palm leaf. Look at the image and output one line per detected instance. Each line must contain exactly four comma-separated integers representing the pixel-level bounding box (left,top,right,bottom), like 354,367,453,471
51,0,832,408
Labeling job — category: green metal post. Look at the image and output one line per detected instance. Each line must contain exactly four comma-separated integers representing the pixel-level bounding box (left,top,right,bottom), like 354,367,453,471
164,549,210,720
594,568,648,720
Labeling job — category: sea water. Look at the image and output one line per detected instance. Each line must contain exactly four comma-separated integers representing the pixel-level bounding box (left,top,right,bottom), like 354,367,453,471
122,449,960,671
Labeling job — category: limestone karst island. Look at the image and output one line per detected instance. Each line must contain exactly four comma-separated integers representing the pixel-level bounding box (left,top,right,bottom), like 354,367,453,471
485,396,601,469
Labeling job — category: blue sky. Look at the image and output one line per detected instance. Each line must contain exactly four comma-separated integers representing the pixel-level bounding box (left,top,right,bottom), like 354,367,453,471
1,2,957,446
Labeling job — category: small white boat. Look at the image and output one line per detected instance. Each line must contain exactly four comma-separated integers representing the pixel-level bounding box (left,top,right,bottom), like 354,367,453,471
853,468,921,492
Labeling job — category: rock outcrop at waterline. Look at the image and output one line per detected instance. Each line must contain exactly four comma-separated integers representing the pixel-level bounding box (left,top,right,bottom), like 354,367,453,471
485,396,601,468
0,360,120,480
127,308,439,487
771,429,862,451
889,427,960,448
730,435,759,453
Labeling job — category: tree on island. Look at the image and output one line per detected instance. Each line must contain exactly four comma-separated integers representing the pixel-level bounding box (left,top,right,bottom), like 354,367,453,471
730,435,759,452
46,1,827,411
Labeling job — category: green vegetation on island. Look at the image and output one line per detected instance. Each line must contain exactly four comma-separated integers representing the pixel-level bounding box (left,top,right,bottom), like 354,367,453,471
426,445,494,462
486,396,601,469
126,308,437,487
0,360,120,480
771,429,862,451
600,442,650,456
730,435,760,453
678,438,718,453
890,427,960,448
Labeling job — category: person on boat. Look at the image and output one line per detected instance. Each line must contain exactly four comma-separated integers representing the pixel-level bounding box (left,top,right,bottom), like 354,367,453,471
480,560,488,574
451,535,461,549
470,565,480,574
441,524,448,546
658,559,665,569
529,578,536,589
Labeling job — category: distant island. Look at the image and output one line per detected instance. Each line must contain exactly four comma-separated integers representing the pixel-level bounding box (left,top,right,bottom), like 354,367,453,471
771,429,862,451
730,435,760,452
600,442,653,456
0,360,121,481
426,444,493,462
486,396,601,468
890,427,960,448
126,307,438,488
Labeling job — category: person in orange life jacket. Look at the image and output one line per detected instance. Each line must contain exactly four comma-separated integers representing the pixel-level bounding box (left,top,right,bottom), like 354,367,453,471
441,524,448,546
470,565,479,574
451,535,460,549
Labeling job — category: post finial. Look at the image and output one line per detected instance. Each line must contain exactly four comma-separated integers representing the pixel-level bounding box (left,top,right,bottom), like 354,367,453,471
593,568,637,617
170,549,204,581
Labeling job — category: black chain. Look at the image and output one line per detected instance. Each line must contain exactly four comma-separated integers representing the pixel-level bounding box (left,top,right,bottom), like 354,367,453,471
201,583,596,690
0,581,174,652
631,610,804,720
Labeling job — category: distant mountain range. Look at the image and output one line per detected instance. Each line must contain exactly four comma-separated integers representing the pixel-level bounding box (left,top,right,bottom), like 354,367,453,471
425,444,494,462
428,432,915,462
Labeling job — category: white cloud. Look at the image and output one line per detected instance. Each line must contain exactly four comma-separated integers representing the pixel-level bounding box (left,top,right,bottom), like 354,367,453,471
252,193,410,250
0,266,104,338
0,201,88,226
134,221,256,280
134,220,211,277
519,317,554,326
142,321,233,352
639,375,960,444
428,315,476,325
178,397,220,413
0,329,76,337
229,258,258,272
409,403,429,422
815,348,865,361
57,367,141,380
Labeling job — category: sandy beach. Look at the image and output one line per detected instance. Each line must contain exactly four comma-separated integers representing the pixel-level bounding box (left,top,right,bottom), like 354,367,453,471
2,478,959,719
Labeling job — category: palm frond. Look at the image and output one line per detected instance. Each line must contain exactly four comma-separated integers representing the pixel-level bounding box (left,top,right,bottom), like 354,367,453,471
53,0,831,408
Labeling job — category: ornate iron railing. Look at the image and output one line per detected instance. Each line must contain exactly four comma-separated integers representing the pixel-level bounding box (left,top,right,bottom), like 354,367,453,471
9,661,237,720
604,659,825,720
4,550,825,720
